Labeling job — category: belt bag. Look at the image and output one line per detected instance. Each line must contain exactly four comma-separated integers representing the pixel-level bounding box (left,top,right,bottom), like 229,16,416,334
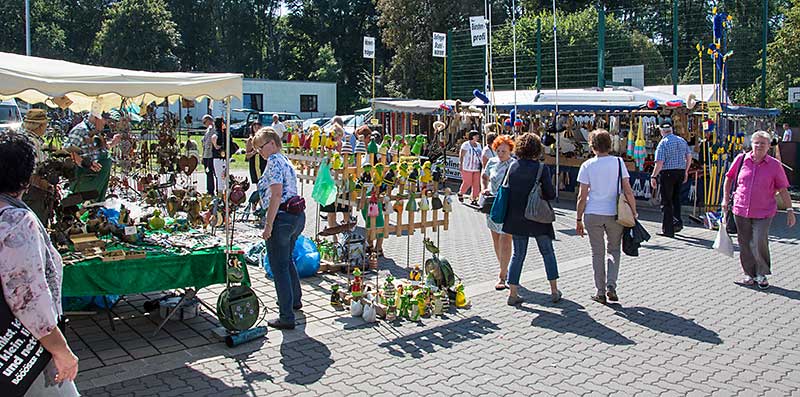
279,196,306,214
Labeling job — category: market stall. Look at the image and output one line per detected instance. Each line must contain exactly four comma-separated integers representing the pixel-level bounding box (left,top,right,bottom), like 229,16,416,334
0,52,259,332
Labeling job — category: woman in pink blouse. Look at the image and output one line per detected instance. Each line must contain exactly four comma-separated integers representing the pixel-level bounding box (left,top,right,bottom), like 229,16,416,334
722,131,796,290
0,135,79,396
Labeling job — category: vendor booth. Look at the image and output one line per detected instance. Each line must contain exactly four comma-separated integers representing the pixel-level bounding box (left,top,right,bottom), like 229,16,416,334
469,86,781,218
0,52,258,333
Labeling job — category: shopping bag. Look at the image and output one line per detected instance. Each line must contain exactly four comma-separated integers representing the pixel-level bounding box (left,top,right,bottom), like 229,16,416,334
713,221,735,257
311,160,337,206
490,167,511,224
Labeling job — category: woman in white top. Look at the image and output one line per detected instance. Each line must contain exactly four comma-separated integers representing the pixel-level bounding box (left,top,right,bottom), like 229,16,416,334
575,129,638,304
459,130,483,205
481,135,515,290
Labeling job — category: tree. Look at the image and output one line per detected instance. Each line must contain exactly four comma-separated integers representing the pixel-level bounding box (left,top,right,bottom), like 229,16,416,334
736,0,800,123
92,0,182,71
377,0,481,99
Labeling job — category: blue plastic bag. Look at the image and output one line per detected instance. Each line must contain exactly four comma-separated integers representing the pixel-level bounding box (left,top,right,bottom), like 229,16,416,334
263,236,320,279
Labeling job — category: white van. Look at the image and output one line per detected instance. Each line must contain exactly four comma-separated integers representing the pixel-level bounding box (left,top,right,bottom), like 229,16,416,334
0,99,22,134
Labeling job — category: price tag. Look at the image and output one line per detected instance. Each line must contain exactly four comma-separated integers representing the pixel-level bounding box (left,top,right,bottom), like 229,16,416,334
371,118,379,125
412,120,419,126
124,226,137,236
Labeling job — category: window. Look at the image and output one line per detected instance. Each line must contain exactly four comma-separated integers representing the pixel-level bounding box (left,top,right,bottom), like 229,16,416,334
243,93,263,111
300,95,318,113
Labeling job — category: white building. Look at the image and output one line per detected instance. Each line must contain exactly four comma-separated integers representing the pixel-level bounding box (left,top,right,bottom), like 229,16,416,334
166,78,337,127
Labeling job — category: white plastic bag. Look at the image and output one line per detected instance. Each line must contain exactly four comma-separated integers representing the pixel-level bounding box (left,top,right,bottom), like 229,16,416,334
713,221,735,257
350,300,363,317
362,301,377,323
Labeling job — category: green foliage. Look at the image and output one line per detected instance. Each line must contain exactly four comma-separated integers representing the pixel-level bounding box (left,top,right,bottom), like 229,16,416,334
92,0,182,71
490,7,667,89
735,0,800,123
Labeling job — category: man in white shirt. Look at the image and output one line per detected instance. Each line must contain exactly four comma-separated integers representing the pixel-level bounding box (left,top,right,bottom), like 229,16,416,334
782,123,793,142
271,114,287,142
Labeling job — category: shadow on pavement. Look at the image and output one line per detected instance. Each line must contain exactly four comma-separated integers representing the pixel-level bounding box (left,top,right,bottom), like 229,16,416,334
515,289,635,346
611,305,723,345
378,316,500,359
279,312,333,385
740,284,800,301
672,234,714,249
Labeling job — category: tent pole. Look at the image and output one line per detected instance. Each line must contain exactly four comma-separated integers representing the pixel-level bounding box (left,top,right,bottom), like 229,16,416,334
552,0,560,200
225,98,232,269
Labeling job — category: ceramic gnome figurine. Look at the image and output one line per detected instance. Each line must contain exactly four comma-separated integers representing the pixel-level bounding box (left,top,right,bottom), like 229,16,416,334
442,188,453,212
409,265,422,284
382,275,396,305
351,267,364,299
432,292,443,315
455,283,469,308
330,284,343,308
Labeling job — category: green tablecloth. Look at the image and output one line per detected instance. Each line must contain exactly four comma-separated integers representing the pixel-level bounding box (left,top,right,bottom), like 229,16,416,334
62,247,250,297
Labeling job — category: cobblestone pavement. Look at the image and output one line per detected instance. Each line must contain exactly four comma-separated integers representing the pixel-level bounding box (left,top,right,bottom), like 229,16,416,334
76,172,800,396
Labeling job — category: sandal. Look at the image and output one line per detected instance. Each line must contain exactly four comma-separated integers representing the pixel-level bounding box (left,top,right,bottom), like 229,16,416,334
495,281,507,291
735,276,755,286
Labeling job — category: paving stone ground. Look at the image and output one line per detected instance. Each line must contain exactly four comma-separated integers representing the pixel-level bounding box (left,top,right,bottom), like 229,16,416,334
73,172,800,396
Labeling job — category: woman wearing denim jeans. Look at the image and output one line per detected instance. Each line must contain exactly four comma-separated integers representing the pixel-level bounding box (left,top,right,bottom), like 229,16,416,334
575,130,637,304
502,133,561,305
255,127,306,330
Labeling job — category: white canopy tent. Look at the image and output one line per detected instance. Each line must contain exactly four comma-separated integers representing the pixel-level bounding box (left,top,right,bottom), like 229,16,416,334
0,52,242,112
371,98,458,115
0,52,244,268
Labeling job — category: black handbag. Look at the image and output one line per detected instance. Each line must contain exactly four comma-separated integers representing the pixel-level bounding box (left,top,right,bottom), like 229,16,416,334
478,193,495,214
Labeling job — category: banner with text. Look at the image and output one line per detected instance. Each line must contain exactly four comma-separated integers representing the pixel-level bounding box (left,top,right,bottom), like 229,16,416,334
469,16,487,46
432,32,447,58
363,36,375,59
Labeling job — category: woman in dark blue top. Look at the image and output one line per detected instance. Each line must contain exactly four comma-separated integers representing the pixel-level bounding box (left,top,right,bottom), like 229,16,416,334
502,133,561,305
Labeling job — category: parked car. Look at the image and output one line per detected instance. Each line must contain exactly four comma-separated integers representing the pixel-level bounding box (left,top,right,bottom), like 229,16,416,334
229,109,302,138
302,117,331,131
0,99,22,134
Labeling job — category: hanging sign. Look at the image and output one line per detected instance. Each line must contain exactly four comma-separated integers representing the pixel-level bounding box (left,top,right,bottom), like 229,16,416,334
363,36,376,59
707,101,722,119
469,16,487,46
432,32,447,58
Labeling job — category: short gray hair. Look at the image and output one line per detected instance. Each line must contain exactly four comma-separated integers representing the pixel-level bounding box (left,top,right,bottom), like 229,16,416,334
751,130,772,143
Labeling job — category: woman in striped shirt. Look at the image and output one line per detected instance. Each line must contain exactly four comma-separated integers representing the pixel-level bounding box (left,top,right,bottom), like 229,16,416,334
459,130,483,205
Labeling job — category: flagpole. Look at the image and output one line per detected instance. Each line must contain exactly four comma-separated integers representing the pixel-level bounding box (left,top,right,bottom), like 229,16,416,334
512,0,518,133
552,0,560,200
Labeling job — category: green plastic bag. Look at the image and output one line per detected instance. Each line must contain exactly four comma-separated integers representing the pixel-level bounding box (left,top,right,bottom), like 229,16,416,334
312,160,337,206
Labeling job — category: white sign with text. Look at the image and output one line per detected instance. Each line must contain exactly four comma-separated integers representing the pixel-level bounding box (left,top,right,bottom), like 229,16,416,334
469,16,487,46
432,32,447,58
363,36,375,59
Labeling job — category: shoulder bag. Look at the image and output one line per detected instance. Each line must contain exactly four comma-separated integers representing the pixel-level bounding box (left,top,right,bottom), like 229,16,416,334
489,165,512,224
524,163,555,223
616,159,636,227
726,154,745,234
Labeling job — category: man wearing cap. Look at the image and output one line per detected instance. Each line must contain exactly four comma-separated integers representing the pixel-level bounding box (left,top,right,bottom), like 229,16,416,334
271,114,287,142
64,110,111,201
650,122,692,237
200,114,217,195
18,109,48,165
17,109,56,224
